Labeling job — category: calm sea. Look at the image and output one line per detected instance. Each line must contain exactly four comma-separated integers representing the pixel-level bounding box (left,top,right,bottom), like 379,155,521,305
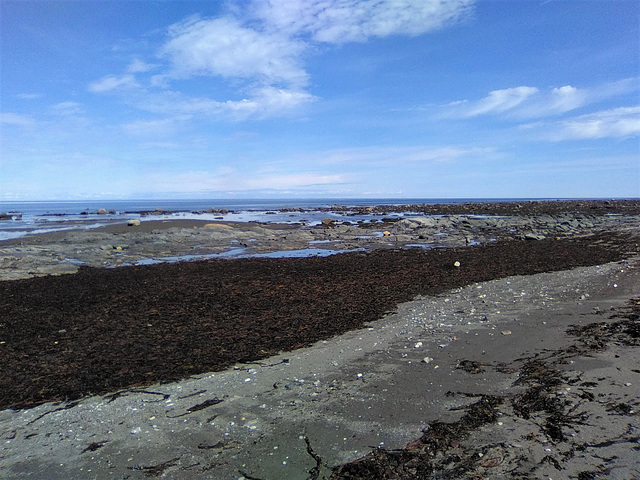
0,198,550,241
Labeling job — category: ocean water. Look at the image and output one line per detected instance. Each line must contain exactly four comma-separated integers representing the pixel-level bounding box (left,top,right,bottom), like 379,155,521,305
0,198,541,241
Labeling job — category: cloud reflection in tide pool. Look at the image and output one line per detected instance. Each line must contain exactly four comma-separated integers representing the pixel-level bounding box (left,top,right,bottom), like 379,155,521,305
134,247,365,266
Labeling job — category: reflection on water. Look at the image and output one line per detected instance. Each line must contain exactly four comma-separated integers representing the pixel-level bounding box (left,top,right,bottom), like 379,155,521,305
134,247,364,266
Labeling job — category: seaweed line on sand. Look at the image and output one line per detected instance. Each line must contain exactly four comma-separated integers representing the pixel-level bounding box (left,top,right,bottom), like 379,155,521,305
329,297,640,480
0,232,636,412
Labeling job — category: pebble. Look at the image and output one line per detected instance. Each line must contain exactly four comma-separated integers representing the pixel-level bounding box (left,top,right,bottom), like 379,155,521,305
501,330,512,335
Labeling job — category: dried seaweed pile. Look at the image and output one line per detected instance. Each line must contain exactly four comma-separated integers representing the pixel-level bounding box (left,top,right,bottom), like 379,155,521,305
0,233,634,411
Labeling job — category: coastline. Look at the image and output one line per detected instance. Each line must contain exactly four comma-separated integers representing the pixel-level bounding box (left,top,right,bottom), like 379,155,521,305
1,200,639,479
2,199,639,281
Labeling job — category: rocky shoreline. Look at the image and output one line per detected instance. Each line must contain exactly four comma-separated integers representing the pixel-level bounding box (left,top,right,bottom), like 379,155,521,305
1,200,639,479
1,200,639,281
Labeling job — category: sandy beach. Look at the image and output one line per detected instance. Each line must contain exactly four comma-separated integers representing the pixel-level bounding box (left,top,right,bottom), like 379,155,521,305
0,200,639,479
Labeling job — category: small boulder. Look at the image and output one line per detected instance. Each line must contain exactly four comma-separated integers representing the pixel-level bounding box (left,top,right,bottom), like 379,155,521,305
524,232,546,241
127,219,141,226
321,218,335,227
96,208,108,215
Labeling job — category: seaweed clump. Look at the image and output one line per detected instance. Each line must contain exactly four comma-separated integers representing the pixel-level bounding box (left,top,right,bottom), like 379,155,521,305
330,396,504,479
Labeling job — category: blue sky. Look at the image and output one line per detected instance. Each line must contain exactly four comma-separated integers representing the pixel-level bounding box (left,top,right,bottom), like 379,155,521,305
1,0,638,200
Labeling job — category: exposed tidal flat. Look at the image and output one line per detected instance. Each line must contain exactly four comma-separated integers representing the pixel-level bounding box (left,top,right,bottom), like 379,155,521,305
1,199,639,281
1,200,640,479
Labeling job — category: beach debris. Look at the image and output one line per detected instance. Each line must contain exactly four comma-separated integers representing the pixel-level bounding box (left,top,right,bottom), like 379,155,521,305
303,435,324,480
128,457,181,476
383,231,391,236
414,341,423,348
456,359,485,374
422,356,434,364
331,395,504,478
453,261,461,268
81,440,107,453
501,330,512,335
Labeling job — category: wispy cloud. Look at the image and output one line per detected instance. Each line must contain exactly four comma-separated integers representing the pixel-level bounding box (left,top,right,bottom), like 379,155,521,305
50,101,84,117
552,106,640,140
221,86,315,119
0,112,36,126
89,1,474,120
251,0,474,43
88,74,140,92
311,145,497,166
15,93,42,100
443,78,639,120
126,58,156,73
121,116,188,137
142,168,346,193
133,86,314,120
159,15,308,88
451,86,539,118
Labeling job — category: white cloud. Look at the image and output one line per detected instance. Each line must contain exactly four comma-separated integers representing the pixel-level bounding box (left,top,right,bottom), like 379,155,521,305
0,112,35,126
50,101,84,117
553,106,640,140
88,74,139,92
546,85,587,113
127,58,156,73
160,15,308,87
252,0,474,43
135,86,314,120
243,172,345,190
15,93,42,100
90,1,474,120
444,78,639,119
458,87,539,117
222,86,315,118
121,117,188,137
303,145,496,166
143,169,345,193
